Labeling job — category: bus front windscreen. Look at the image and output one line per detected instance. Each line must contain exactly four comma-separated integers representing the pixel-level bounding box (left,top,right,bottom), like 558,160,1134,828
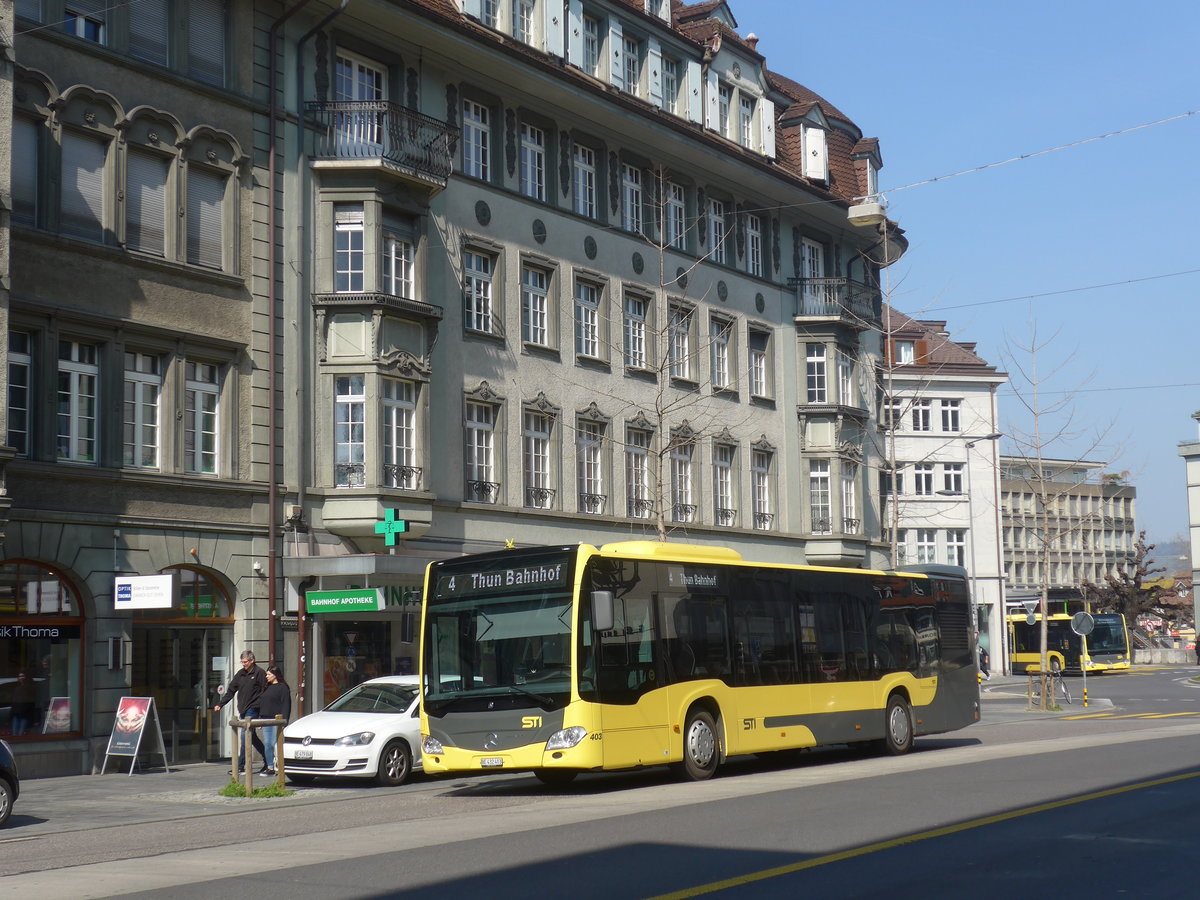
423,550,576,714
1087,615,1128,655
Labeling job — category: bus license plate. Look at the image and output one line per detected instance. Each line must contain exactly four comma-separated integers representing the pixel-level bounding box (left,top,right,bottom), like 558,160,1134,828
480,757,504,768
295,749,313,759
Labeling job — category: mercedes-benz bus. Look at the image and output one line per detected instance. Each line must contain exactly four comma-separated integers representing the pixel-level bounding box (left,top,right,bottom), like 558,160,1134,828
1006,612,1131,674
420,541,979,783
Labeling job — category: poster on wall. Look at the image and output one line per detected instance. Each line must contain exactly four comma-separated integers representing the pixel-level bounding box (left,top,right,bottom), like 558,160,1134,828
101,696,170,775
42,697,72,734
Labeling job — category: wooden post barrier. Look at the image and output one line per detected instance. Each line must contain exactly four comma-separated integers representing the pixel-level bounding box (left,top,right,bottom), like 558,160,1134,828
230,716,286,790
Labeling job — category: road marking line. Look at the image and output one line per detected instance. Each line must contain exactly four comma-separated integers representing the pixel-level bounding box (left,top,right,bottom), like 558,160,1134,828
647,770,1200,900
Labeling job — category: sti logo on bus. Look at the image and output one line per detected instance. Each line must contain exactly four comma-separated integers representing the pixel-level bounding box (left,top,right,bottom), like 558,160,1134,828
521,716,542,729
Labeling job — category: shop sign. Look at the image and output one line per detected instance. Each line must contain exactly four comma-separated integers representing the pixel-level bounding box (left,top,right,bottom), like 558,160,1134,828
305,588,385,614
114,574,176,610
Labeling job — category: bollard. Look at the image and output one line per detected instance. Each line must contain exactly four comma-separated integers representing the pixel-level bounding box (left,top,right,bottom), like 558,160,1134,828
1082,684,1088,708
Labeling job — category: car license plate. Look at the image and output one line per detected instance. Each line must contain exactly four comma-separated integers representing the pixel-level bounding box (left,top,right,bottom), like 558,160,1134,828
295,749,313,760
480,757,504,768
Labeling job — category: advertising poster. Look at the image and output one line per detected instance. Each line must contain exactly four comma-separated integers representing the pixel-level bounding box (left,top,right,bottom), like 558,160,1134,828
106,696,152,756
42,697,72,734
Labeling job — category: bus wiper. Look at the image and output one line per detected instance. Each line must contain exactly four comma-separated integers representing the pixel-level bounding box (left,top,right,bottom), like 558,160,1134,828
503,684,556,709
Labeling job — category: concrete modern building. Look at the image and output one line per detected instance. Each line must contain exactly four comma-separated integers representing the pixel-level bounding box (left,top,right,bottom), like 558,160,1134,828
3,0,907,775
1177,411,1200,629
876,306,1007,667
1000,457,1138,597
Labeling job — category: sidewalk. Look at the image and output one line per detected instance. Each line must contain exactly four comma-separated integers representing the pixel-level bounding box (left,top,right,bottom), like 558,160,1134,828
3,761,390,838
3,679,1084,838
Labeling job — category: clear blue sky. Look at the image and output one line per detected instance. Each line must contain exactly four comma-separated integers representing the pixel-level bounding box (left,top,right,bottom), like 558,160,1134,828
734,0,1199,545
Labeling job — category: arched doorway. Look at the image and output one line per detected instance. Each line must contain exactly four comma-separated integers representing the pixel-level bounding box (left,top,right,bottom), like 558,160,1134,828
130,566,234,763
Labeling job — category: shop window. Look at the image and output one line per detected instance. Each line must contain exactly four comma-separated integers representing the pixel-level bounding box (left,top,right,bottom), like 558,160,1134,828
0,560,85,738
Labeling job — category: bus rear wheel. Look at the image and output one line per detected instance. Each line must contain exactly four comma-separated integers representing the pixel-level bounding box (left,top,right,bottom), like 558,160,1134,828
678,709,720,780
883,695,913,755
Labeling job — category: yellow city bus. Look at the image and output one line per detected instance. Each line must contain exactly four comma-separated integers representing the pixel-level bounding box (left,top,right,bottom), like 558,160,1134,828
1006,612,1132,674
419,541,979,784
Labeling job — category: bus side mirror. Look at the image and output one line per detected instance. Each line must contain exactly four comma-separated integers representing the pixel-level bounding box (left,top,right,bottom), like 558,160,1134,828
591,590,615,632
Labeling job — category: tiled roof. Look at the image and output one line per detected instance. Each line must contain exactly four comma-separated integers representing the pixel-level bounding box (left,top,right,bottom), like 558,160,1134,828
883,306,1003,374
766,70,855,132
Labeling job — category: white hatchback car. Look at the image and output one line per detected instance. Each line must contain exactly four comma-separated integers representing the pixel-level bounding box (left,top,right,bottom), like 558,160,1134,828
282,675,421,786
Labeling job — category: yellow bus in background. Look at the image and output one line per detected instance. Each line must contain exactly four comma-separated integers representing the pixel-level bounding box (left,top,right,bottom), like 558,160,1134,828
1007,612,1131,674
420,541,979,784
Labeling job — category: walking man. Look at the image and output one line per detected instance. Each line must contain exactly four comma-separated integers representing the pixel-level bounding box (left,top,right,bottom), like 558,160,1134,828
213,650,267,774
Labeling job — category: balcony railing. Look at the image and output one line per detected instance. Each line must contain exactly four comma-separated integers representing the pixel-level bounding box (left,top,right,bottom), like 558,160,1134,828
628,497,654,519
673,503,698,523
525,486,556,509
793,277,877,326
715,507,738,526
384,464,422,491
578,493,607,514
335,463,365,488
307,101,457,186
754,512,775,530
466,480,500,503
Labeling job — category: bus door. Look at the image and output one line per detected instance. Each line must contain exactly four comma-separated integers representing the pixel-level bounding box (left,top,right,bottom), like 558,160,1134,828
596,593,670,767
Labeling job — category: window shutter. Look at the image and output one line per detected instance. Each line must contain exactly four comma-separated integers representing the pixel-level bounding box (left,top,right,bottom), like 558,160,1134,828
803,126,827,181
685,60,703,124
187,167,226,269
12,118,38,226
759,97,776,159
915,340,930,365
129,0,169,66
566,0,583,66
126,150,169,255
544,0,565,57
15,1,41,21
188,0,227,87
608,21,625,90
462,0,483,19
646,39,663,107
60,132,107,242
704,69,719,130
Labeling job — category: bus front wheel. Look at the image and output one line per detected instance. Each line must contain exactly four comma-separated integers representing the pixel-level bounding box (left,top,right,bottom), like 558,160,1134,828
883,695,913,756
678,709,720,780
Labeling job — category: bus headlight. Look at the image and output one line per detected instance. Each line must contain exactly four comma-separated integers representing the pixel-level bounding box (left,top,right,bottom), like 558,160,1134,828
422,735,444,755
545,726,587,751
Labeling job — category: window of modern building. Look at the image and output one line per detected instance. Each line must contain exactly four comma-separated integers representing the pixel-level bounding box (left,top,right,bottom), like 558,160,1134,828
917,529,936,564
911,398,932,432
881,397,902,431
940,399,961,432
913,462,934,496
123,352,162,469
519,122,545,201
63,1,106,43
57,340,98,464
0,560,85,739
947,529,966,566
943,463,963,495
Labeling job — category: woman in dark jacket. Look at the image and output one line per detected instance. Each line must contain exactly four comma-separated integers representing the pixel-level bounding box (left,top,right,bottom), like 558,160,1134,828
257,666,291,776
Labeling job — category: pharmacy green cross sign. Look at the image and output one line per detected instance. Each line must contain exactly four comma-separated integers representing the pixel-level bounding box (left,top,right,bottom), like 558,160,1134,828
375,509,409,546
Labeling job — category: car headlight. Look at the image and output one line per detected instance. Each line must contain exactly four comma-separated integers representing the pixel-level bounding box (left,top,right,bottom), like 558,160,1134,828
544,726,587,751
422,735,444,755
334,731,375,746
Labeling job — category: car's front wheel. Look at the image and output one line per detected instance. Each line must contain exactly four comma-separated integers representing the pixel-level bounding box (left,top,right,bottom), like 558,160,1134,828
0,778,14,827
377,740,412,786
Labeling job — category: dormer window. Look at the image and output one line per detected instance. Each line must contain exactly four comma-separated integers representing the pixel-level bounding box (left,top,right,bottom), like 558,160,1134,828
802,125,828,181
865,159,879,200
739,96,754,148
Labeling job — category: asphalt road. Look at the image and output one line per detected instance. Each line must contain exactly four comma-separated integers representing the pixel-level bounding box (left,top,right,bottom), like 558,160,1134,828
3,666,1199,898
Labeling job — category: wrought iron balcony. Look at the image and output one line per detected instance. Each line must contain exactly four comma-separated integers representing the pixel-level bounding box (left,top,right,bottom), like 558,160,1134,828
842,517,861,535
673,503,698,524
525,487,556,509
578,493,607,514
466,480,500,503
754,512,775,531
628,497,654,519
793,277,878,328
384,464,422,491
715,508,738,526
335,463,365,488
306,101,457,187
